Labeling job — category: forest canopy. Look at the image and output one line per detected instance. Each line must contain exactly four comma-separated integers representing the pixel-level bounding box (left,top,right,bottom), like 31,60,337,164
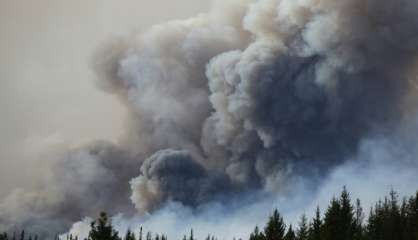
1,188,417,240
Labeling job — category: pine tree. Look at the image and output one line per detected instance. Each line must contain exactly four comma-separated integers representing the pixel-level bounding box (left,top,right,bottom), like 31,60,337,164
366,203,381,240
353,199,364,240
339,187,355,240
388,190,402,240
139,227,143,240
264,210,286,240
284,225,295,240
124,229,136,240
88,212,121,240
364,191,409,240
250,226,265,240
322,197,341,240
309,207,322,240
296,215,309,240
0,232,8,240
406,191,418,240
400,198,409,240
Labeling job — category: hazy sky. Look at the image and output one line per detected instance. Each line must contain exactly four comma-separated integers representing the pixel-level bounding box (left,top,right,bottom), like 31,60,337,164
0,0,210,196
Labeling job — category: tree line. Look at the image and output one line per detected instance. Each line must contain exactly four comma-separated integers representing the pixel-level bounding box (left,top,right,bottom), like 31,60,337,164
249,188,418,240
1,188,417,240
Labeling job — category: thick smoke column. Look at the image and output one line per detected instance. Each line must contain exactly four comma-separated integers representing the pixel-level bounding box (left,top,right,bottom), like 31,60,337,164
2,0,418,238
125,0,418,209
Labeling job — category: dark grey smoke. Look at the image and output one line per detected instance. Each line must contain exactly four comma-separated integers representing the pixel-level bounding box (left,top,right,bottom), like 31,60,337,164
1,0,418,238
130,149,233,212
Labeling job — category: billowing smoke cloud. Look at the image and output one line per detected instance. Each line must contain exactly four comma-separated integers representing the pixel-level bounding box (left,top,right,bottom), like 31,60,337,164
2,0,418,238
130,149,233,212
0,141,138,236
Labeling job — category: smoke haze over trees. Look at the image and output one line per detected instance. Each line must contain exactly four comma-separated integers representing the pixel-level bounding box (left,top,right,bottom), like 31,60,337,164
1,189,418,240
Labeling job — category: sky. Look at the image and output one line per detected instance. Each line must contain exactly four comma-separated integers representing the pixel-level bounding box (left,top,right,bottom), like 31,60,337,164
0,0,210,197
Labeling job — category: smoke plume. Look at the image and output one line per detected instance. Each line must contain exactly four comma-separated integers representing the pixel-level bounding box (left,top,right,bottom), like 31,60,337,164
2,0,418,238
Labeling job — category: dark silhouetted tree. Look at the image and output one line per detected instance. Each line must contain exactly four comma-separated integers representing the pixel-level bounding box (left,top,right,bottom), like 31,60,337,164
353,199,364,240
322,197,341,240
124,229,135,240
284,225,295,240
296,215,308,240
309,207,322,240
250,226,265,240
264,210,286,240
0,232,8,240
339,187,356,240
139,227,143,240
88,212,120,240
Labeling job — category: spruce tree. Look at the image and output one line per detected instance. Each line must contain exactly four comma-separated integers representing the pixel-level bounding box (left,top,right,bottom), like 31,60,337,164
264,210,286,240
250,226,265,240
400,198,409,240
339,187,355,240
139,227,143,240
322,197,341,240
284,225,295,240
354,199,364,240
388,190,402,240
0,232,8,240
406,191,418,240
124,229,135,240
88,212,120,240
296,215,308,240
366,203,381,240
309,207,322,240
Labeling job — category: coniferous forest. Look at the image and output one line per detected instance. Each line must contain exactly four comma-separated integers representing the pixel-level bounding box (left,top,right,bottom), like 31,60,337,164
1,188,417,240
